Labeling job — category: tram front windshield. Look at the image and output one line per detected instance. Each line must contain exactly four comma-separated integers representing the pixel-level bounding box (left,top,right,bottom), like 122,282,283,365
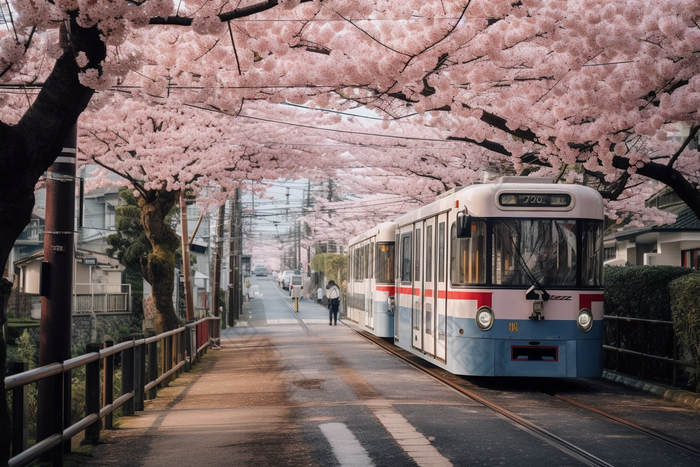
452,219,603,288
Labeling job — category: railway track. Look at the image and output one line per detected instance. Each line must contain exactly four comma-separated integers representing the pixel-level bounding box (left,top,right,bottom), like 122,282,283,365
271,279,310,331
355,328,700,467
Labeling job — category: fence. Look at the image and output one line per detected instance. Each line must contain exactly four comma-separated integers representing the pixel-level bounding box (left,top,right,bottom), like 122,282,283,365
73,283,131,314
603,315,694,386
8,285,132,317
4,316,220,467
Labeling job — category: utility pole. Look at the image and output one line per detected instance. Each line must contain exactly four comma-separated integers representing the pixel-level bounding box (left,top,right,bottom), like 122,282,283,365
227,198,234,327
179,190,194,321
213,201,225,326
228,188,243,324
233,188,243,320
37,124,77,462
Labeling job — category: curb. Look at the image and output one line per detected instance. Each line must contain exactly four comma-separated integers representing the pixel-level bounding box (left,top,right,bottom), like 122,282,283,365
603,370,700,411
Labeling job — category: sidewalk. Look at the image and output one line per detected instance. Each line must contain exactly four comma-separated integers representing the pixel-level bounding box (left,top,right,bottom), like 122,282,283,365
79,328,319,466
602,370,700,411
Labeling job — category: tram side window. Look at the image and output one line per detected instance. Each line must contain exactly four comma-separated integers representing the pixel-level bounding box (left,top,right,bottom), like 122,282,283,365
450,220,487,285
401,234,412,283
364,244,370,279
353,248,360,281
581,220,604,287
426,225,433,283
395,234,400,281
414,229,421,282
376,243,395,284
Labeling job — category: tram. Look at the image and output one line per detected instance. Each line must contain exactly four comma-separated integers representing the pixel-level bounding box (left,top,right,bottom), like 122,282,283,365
346,222,396,338
349,176,605,377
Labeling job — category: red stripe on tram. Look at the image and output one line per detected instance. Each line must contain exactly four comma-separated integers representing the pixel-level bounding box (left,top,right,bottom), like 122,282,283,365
440,290,493,308
579,293,604,310
398,287,421,296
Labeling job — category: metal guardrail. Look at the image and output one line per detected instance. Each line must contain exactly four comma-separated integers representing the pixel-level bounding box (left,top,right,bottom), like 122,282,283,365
603,315,694,386
5,316,221,467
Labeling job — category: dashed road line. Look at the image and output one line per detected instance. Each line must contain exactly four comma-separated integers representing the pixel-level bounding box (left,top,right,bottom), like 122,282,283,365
370,406,453,467
320,422,374,467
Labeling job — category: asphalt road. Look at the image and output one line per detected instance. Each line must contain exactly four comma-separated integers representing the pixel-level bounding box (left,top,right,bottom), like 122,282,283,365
77,275,700,467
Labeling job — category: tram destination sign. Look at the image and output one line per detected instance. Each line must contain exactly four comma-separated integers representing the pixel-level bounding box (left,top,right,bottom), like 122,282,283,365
498,193,572,208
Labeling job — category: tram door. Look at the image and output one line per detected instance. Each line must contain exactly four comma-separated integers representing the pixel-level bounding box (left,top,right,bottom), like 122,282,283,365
365,241,374,329
435,214,448,362
411,224,423,350
422,218,436,357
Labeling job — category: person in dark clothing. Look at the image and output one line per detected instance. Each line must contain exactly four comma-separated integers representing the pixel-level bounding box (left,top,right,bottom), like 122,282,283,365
326,280,340,325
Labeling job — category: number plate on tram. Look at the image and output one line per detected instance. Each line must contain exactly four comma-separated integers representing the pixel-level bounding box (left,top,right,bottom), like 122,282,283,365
498,193,572,207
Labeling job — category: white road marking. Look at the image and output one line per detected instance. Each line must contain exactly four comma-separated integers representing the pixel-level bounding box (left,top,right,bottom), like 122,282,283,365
320,422,374,467
370,406,452,467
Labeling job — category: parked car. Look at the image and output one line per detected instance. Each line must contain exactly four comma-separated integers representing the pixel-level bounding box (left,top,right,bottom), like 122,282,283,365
280,269,295,289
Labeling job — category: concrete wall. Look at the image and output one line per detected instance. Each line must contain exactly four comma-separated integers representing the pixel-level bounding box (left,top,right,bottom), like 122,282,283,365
72,313,133,352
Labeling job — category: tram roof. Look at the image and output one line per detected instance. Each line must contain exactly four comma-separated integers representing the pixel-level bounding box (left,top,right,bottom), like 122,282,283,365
394,177,604,226
348,221,397,246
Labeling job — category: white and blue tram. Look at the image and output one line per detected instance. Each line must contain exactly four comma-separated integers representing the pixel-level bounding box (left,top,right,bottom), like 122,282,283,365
346,222,397,338
393,176,604,377
347,177,605,377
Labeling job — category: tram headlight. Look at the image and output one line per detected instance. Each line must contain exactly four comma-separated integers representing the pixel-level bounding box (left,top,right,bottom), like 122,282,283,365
475,306,494,331
577,308,593,333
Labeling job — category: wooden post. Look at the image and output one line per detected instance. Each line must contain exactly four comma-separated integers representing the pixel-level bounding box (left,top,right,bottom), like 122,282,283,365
148,340,158,399
103,341,114,430
84,343,101,445
121,343,134,416
12,362,28,456
134,336,145,411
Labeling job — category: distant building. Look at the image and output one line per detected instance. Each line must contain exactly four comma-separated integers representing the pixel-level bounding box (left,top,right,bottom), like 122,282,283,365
78,186,122,253
604,188,700,268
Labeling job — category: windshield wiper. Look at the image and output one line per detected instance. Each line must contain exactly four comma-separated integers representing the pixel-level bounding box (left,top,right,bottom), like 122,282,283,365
495,221,550,301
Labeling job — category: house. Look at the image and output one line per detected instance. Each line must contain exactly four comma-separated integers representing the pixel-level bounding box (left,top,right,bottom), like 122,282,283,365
78,186,122,253
4,206,45,280
12,249,130,318
604,189,700,269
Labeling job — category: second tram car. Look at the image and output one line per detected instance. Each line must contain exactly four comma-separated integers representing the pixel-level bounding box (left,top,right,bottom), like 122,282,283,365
348,176,605,377
346,222,396,338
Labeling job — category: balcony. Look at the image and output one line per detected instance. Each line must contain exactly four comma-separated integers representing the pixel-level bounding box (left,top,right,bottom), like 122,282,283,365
8,284,131,319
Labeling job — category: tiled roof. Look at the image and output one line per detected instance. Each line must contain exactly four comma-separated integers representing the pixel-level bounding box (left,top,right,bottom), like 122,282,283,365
666,205,700,230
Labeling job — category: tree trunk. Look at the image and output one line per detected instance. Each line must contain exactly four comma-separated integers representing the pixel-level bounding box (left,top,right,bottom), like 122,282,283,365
0,17,105,464
139,190,181,334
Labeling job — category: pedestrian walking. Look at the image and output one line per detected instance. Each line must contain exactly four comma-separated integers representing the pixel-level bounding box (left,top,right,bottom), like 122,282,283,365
326,280,340,325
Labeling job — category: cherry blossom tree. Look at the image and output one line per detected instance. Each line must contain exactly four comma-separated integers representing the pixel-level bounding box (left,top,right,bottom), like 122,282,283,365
79,96,351,331
2,1,700,460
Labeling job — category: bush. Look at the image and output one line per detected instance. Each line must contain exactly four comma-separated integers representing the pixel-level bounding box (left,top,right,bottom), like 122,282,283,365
670,273,700,392
604,265,696,320
603,265,697,383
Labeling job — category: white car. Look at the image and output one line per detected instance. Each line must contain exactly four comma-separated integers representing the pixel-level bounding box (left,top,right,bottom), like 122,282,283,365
280,269,295,289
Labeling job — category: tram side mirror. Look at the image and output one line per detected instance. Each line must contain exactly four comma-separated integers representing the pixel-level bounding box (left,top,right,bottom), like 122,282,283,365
456,212,472,238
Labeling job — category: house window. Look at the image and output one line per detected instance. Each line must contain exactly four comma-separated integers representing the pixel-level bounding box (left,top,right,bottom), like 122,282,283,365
682,249,700,270
604,246,616,260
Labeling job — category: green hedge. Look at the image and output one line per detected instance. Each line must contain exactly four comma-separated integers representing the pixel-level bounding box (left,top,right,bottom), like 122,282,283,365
603,265,698,386
604,265,697,320
670,274,700,391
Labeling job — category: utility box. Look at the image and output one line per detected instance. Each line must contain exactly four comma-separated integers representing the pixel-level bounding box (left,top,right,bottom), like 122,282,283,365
290,275,303,299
